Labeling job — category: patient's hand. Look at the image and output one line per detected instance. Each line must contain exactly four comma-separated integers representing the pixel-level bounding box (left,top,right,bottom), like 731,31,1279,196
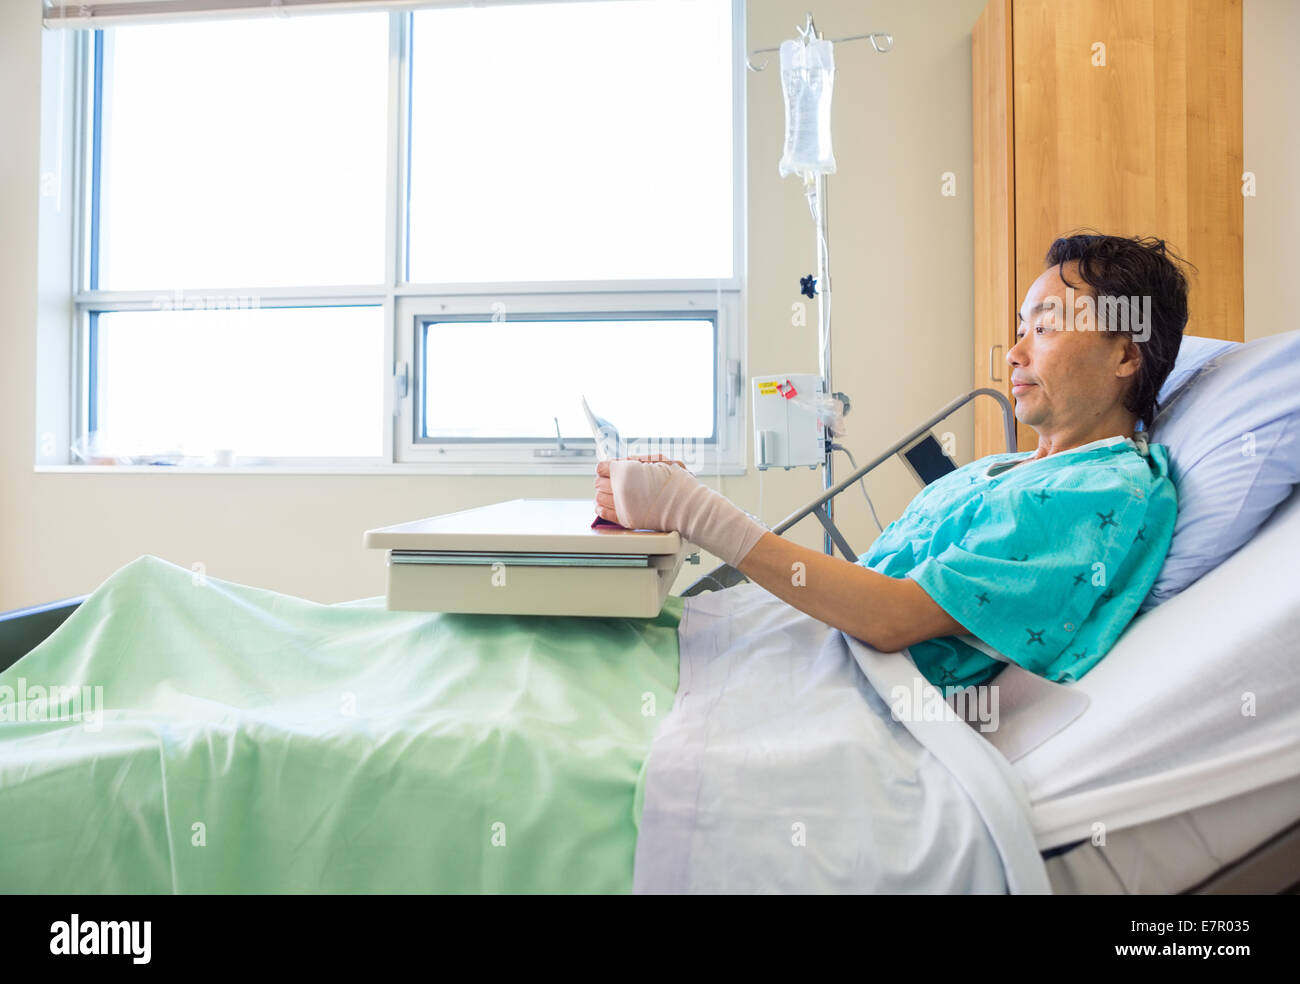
592,456,766,569
627,453,688,470
593,454,688,523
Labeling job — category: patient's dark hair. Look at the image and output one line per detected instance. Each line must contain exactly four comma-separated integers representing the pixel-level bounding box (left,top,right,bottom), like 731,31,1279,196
1044,231,1195,431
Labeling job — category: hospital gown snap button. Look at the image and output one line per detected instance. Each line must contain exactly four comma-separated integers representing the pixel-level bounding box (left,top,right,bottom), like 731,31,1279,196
1064,622,1075,632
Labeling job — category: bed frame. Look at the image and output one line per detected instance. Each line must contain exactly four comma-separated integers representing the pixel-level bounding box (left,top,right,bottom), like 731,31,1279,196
0,595,86,675
3,387,1294,894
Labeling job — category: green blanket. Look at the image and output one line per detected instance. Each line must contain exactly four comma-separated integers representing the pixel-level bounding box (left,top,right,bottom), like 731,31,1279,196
0,555,681,893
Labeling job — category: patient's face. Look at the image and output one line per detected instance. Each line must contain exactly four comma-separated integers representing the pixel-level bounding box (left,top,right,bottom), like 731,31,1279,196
1006,262,1139,434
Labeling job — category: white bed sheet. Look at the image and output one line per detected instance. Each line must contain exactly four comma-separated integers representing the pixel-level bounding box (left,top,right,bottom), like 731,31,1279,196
634,581,1051,893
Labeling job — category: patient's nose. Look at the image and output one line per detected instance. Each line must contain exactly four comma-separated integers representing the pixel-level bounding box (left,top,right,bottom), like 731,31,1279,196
1006,337,1027,367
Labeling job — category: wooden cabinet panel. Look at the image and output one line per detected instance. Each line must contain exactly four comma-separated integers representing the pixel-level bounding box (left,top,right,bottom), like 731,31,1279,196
974,0,1243,456
972,0,1016,458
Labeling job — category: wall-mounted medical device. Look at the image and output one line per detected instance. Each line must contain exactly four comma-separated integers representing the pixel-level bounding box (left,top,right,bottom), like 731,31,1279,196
753,373,828,470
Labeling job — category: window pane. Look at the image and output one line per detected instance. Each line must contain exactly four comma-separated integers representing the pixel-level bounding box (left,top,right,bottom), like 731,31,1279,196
421,319,714,441
97,14,388,289
93,306,384,458
408,0,733,283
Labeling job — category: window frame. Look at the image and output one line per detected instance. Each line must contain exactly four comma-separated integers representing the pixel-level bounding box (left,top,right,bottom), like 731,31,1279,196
42,1,748,474
395,289,742,472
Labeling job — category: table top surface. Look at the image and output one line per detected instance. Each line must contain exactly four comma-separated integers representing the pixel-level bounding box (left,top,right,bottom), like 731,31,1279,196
363,498,684,554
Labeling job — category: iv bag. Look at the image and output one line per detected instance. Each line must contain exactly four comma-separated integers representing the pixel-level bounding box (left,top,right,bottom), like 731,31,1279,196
778,38,836,178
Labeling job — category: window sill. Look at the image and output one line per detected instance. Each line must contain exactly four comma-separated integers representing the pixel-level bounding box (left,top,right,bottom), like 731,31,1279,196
34,463,748,477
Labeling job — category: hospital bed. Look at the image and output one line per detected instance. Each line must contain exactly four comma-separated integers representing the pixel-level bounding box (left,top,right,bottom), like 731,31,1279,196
677,385,1300,895
3,387,1297,894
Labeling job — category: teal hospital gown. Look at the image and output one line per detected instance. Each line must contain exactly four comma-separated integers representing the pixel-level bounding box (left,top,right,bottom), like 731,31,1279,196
857,434,1177,690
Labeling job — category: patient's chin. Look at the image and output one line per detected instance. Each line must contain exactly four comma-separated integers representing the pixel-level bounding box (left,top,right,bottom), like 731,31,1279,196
1013,405,1045,430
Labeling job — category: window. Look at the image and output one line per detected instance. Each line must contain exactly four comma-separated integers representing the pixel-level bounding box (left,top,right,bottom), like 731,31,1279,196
94,15,389,290
406,2,733,283
45,0,745,471
417,314,715,441
91,307,384,460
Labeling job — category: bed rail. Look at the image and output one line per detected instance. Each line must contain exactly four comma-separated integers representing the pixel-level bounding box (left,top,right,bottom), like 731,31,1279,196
680,387,1017,597
0,596,88,674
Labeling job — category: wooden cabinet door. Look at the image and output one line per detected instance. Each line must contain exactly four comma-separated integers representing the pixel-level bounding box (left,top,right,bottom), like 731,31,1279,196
975,0,1243,457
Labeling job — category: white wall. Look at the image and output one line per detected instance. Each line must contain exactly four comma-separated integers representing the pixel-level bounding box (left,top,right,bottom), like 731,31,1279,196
1243,0,1299,343
1,0,1293,608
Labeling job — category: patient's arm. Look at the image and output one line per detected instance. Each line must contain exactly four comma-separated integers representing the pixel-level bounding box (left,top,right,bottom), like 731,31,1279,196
736,531,968,653
594,457,967,649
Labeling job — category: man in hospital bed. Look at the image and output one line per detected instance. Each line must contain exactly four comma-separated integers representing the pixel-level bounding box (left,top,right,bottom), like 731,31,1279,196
596,233,1186,690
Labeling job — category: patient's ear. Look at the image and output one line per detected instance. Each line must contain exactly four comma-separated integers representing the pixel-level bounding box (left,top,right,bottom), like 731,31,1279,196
1116,337,1142,379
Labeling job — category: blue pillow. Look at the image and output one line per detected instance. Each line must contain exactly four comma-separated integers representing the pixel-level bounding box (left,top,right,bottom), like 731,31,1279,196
1152,334,1242,414
1143,329,1300,610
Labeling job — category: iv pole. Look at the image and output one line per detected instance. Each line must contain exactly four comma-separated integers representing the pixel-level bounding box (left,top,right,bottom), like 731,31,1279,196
815,169,835,557
749,14,893,556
